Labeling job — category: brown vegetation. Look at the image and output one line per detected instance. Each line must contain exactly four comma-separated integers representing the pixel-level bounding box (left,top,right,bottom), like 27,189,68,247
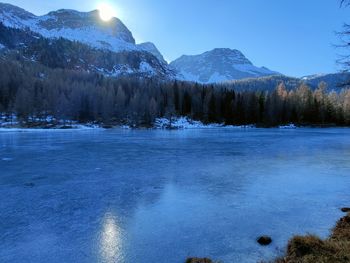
275,212,350,263
186,258,214,263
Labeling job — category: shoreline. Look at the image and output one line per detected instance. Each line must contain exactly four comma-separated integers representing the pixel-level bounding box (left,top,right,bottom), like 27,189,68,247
1,124,349,131
274,209,350,263
2,116,349,131
186,210,350,263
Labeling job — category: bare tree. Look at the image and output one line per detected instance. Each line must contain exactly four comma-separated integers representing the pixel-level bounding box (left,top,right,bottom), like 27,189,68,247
338,0,350,88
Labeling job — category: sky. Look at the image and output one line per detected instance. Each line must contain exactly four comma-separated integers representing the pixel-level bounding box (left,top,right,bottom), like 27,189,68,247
1,0,349,77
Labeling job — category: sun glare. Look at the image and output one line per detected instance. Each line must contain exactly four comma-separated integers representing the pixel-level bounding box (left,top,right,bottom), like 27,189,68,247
98,3,115,22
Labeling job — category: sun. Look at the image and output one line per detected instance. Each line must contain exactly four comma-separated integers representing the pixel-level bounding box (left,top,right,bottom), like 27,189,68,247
98,3,115,22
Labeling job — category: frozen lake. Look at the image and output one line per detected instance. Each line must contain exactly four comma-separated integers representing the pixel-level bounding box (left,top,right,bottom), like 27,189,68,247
1,128,350,263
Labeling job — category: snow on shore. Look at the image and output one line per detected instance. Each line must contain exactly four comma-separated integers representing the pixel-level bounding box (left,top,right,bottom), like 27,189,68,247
154,117,255,129
0,115,299,131
278,124,297,129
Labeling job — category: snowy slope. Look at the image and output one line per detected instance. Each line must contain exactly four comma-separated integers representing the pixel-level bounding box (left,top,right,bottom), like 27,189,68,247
170,48,279,84
0,3,167,58
0,3,137,52
0,22,175,79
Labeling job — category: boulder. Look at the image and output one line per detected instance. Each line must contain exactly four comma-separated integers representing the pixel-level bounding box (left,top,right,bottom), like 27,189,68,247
341,207,350,213
257,236,272,246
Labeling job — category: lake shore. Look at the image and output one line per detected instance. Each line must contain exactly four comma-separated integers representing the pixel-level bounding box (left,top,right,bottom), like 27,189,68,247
273,209,350,263
188,210,350,263
0,116,323,130
2,116,350,131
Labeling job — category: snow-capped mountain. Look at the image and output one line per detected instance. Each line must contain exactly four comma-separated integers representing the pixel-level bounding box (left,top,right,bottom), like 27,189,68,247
170,48,279,84
0,2,174,79
0,3,280,83
0,3,136,52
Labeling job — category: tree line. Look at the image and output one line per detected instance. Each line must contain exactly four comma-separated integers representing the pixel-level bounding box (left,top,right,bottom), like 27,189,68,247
0,58,350,127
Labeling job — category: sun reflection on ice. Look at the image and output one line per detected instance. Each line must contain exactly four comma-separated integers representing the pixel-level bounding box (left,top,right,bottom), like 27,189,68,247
100,213,124,263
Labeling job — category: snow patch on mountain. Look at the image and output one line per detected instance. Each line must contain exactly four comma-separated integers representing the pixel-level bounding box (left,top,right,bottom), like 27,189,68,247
207,72,229,84
139,61,156,74
93,62,159,78
301,74,328,81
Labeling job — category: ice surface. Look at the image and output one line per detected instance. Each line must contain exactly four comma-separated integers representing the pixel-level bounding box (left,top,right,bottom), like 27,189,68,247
0,128,350,263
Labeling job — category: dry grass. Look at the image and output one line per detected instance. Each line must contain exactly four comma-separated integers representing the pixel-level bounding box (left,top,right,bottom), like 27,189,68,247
275,212,350,263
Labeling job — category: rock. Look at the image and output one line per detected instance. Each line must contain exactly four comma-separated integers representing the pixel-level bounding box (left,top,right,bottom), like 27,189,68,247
257,236,272,246
186,258,213,263
341,208,350,213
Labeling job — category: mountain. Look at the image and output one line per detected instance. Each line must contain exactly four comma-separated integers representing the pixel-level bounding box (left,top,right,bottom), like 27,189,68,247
0,3,136,51
0,23,175,78
170,48,278,84
0,2,173,79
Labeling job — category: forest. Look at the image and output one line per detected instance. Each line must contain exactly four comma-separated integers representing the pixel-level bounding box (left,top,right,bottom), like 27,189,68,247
0,57,350,128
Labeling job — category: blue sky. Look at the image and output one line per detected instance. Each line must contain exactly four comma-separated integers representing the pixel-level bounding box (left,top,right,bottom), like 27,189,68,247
2,0,349,77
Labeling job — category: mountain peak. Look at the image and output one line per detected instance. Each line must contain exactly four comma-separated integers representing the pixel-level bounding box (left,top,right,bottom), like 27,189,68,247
203,48,252,65
170,48,278,84
0,2,35,20
210,47,244,54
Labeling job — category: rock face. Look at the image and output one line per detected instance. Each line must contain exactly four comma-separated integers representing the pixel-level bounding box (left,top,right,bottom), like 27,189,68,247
170,48,278,84
257,235,272,246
